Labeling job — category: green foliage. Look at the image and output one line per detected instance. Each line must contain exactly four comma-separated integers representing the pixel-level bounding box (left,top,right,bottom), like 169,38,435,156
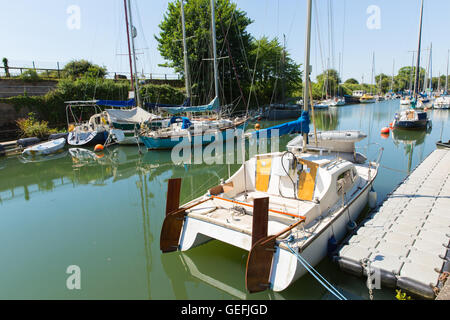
345,78,359,85
156,0,254,107
2,57,10,77
395,290,412,300
1,78,130,126
19,69,41,82
16,112,57,139
316,69,341,98
63,59,107,79
249,37,302,105
140,83,186,105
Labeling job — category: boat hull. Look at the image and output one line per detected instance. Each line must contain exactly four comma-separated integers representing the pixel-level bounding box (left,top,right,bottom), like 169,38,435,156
393,120,430,130
67,130,108,147
141,124,245,150
178,168,375,292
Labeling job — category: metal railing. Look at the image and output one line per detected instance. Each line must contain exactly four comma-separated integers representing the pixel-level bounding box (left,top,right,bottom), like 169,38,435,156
0,66,181,81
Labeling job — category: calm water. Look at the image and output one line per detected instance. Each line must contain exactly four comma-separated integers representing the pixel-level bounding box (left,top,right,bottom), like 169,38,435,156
0,100,449,300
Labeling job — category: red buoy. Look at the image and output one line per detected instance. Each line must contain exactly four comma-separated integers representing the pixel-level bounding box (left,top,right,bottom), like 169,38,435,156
381,127,390,134
94,144,104,152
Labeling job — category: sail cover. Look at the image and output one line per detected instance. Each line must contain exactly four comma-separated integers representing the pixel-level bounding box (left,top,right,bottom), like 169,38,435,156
96,99,136,107
158,97,219,115
104,107,156,124
249,111,310,139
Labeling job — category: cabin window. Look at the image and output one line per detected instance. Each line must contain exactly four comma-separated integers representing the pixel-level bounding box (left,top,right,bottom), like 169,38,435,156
337,169,354,195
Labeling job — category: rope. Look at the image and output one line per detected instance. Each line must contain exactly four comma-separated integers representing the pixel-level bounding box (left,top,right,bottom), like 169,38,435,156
284,237,347,300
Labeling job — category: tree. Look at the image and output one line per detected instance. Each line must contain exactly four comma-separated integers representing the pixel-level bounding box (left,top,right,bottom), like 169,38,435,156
63,60,107,79
156,0,254,107
316,69,341,98
248,37,302,105
394,66,425,92
2,57,10,78
375,73,391,94
345,78,359,85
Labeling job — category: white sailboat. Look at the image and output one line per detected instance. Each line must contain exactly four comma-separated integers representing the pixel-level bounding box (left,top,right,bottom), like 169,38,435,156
159,0,382,294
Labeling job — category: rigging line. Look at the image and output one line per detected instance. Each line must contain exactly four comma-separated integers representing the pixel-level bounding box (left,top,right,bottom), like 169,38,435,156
313,0,325,74
284,241,347,300
233,14,259,110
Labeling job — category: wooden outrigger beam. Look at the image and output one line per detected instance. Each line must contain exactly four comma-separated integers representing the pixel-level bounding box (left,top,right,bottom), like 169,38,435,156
246,218,305,293
160,178,212,253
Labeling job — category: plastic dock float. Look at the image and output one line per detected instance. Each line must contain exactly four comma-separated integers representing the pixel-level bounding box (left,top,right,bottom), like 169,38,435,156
335,149,450,300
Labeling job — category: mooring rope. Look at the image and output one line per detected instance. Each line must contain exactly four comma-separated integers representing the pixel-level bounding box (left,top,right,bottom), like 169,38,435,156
284,237,347,300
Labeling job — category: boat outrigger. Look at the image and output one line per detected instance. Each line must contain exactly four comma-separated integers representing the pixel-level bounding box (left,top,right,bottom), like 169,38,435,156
159,130,382,292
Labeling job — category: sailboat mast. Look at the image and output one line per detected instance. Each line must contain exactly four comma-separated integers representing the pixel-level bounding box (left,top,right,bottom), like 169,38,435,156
446,49,449,94
413,0,424,99
180,0,192,104
302,0,313,151
123,0,134,91
210,0,219,100
127,0,141,108
391,59,395,93
429,42,432,92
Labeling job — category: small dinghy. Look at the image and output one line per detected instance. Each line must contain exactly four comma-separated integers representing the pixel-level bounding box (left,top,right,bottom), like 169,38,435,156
22,138,66,157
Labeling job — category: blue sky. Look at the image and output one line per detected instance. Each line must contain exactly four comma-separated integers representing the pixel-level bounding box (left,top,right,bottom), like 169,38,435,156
1,0,449,82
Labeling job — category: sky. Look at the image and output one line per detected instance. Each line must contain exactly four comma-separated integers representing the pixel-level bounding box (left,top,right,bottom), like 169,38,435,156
1,0,449,83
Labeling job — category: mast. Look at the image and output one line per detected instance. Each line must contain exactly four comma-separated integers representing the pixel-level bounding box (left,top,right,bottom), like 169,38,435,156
281,34,286,104
391,59,395,93
302,0,313,151
370,52,375,95
180,0,192,104
429,42,432,93
413,0,424,100
127,0,141,108
210,0,219,101
445,51,449,94
409,51,415,94
123,0,134,92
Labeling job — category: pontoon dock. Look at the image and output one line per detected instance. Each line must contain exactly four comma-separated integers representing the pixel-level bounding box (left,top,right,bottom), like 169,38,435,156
335,149,450,299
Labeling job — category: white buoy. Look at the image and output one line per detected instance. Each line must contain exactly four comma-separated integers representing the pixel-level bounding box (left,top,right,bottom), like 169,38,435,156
369,188,377,209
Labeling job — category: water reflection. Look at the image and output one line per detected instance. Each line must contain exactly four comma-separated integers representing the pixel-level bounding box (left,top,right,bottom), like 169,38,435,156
392,129,428,173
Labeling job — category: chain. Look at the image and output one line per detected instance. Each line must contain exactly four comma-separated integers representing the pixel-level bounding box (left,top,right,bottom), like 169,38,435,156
362,258,374,300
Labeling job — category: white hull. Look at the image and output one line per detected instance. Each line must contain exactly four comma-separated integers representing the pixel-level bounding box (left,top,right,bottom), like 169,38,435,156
178,177,372,291
22,138,66,156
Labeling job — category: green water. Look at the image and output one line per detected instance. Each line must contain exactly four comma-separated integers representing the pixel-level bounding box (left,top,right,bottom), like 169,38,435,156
0,100,449,300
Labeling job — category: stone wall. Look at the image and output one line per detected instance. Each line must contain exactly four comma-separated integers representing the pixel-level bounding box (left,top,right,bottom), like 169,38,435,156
0,79,58,98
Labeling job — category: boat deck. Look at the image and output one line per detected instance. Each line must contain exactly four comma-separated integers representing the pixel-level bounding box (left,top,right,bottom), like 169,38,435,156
335,149,450,299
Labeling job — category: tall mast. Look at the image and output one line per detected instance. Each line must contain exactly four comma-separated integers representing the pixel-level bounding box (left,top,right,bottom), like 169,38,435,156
180,0,192,104
371,52,375,95
302,0,313,151
446,49,449,94
413,0,424,100
409,51,415,93
123,0,134,92
429,42,432,92
210,0,219,101
127,0,141,108
391,59,395,93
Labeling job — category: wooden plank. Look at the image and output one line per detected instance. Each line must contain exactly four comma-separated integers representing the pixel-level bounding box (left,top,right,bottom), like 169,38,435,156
165,178,181,216
251,197,269,247
245,237,276,293
160,210,186,253
246,219,305,293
